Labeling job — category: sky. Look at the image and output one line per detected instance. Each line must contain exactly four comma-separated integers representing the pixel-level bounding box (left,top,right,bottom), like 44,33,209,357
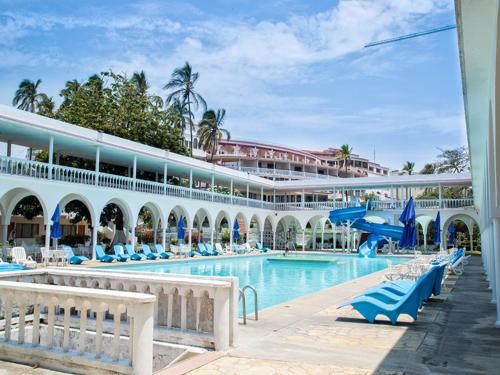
0,0,465,170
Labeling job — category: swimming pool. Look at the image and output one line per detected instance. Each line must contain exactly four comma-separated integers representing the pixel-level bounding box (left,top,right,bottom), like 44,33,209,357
99,253,408,313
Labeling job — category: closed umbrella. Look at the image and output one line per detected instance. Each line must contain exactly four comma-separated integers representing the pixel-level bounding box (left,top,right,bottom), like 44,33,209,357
399,197,416,249
434,212,441,246
448,223,456,246
51,204,62,248
177,216,185,243
233,219,240,242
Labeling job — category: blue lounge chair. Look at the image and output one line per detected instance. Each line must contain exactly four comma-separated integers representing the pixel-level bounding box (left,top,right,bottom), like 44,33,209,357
197,243,210,256
338,266,439,325
124,244,145,261
63,245,89,265
113,245,130,262
154,244,174,259
256,243,270,252
96,245,115,263
142,244,158,260
204,243,219,255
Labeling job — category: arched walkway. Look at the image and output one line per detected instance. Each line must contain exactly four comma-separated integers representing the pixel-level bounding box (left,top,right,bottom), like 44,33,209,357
276,215,302,250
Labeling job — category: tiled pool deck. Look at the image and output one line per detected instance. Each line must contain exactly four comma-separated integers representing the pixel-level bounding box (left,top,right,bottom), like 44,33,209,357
181,256,500,375
3,256,499,374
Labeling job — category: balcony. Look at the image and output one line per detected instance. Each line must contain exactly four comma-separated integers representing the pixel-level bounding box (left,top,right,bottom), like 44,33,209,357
233,166,336,179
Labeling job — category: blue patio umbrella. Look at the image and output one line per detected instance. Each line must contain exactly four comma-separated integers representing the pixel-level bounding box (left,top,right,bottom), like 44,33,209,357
399,197,416,249
233,219,240,241
177,216,185,243
434,212,441,245
51,204,62,250
448,223,456,245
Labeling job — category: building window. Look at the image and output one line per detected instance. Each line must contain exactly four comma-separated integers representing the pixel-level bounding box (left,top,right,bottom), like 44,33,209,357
61,225,77,237
15,223,39,238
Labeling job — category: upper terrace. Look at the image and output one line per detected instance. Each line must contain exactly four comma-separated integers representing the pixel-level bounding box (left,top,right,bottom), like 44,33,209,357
0,104,473,211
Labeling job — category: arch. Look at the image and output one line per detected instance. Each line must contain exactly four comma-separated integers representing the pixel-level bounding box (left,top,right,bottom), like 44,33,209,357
1,188,48,248
442,213,481,252
305,215,325,250
136,202,164,245
59,193,96,227
98,198,134,246
214,210,232,245
233,212,249,244
276,215,303,250
262,215,274,249
167,205,190,245
248,214,262,244
193,208,213,245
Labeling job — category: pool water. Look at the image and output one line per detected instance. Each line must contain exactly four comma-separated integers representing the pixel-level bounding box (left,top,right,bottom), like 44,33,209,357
100,254,408,314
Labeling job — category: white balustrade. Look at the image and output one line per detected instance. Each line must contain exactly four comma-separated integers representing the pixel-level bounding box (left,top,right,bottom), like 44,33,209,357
1,268,235,351
0,280,154,375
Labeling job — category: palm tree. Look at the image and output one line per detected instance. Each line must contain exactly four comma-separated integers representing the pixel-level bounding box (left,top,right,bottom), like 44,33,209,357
164,62,206,156
168,98,189,134
337,144,352,176
197,109,230,161
403,161,415,175
131,71,149,96
60,79,80,100
12,79,44,113
37,94,56,117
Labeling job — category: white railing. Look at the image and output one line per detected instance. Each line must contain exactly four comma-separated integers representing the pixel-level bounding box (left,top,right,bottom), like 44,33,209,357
275,198,474,211
0,279,154,374
235,166,335,179
0,156,474,212
2,268,235,351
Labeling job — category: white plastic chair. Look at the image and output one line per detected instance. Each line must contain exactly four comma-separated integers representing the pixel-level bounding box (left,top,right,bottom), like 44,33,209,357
11,246,37,268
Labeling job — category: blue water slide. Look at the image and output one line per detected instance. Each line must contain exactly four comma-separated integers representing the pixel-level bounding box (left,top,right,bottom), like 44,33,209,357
329,205,403,257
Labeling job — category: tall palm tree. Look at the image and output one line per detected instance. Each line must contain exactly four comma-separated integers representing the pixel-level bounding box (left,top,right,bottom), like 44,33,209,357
37,94,56,117
197,109,230,161
164,62,206,156
60,79,80,100
168,98,189,134
12,79,44,113
337,144,352,176
131,71,149,96
403,161,415,175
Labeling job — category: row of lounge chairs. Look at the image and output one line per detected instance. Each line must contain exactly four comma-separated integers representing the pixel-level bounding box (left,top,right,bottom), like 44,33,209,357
95,244,174,263
338,248,466,325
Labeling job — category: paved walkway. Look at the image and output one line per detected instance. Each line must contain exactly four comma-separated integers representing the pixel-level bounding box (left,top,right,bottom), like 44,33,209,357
187,256,500,375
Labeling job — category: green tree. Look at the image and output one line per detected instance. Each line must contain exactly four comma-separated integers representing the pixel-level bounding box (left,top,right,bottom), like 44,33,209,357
164,62,206,156
436,146,470,173
167,98,189,134
59,79,81,107
337,144,352,175
37,94,56,117
420,163,436,175
197,109,230,161
12,79,45,113
402,161,415,175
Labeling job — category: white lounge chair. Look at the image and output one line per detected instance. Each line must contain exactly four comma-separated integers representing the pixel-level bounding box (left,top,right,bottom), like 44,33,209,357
215,243,232,254
11,246,37,268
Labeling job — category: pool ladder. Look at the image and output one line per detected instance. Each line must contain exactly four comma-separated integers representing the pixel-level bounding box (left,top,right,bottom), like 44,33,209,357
239,285,258,325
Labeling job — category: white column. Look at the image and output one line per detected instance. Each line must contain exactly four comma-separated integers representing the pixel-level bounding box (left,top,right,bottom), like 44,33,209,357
131,226,136,249
132,155,137,191
48,135,54,179
230,179,234,204
493,218,500,326
210,228,215,246
321,228,324,250
131,303,154,375
261,186,264,208
260,230,264,245
44,223,51,252
332,224,336,251
163,163,168,195
213,288,230,350
301,189,305,208
162,226,167,251
189,169,193,199
212,174,215,202
95,146,100,186
188,228,192,250
92,226,98,261
272,231,276,250
229,228,233,250
1,224,8,245
438,184,443,208
246,183,249,206
302,231,306,252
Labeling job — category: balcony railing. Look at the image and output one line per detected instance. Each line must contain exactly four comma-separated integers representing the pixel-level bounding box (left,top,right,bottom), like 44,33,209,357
234,166,336,179
275,198,475,211
0,156,474,212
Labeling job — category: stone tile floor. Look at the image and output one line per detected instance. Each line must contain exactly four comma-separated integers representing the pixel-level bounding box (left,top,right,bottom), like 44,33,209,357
187,256,500,375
